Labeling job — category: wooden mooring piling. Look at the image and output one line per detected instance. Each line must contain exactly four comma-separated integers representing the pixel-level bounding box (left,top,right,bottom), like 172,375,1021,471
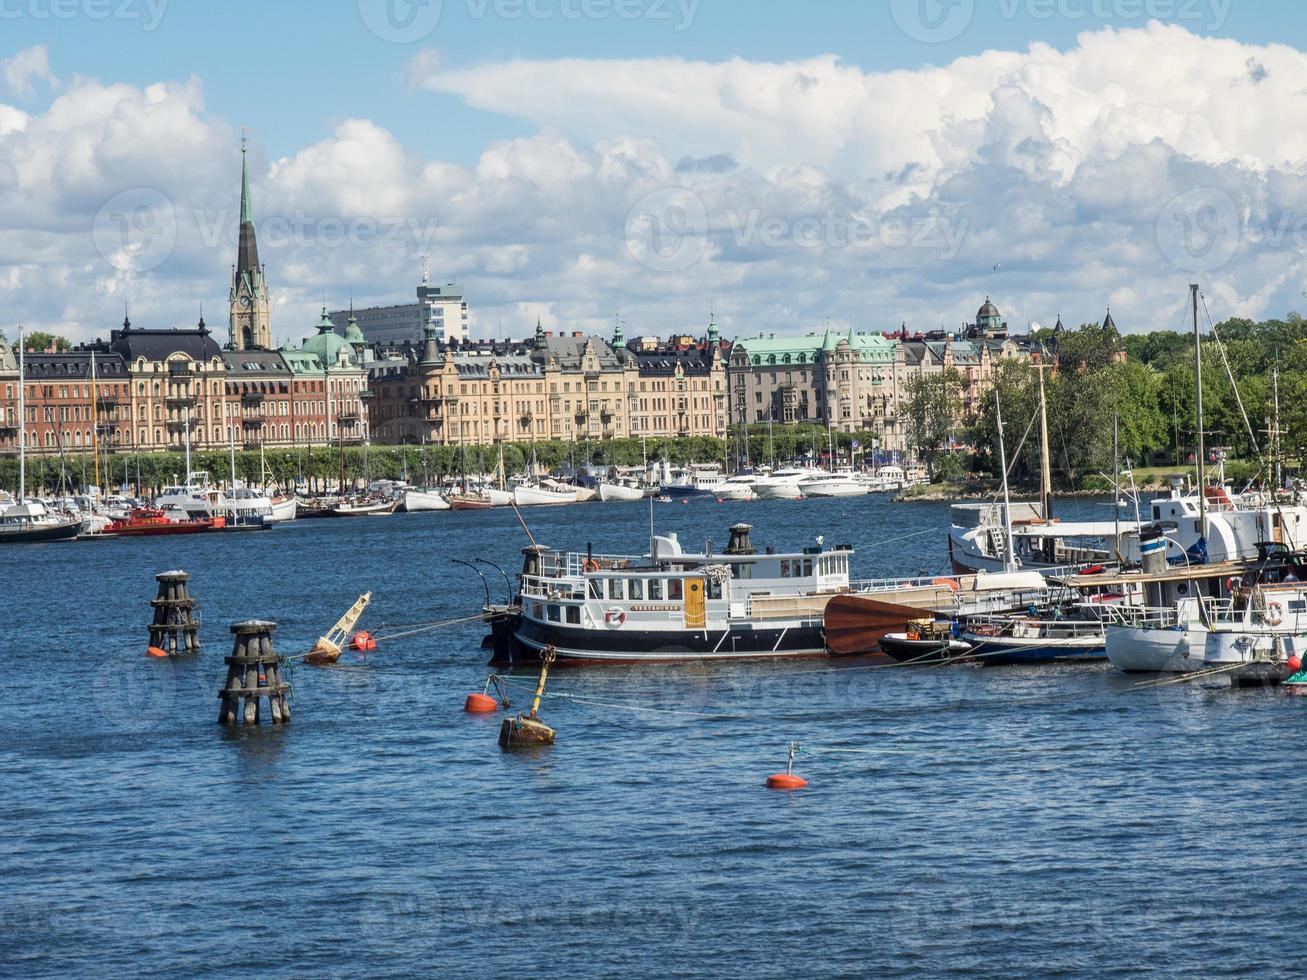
148,570,200,656
218,620,291,726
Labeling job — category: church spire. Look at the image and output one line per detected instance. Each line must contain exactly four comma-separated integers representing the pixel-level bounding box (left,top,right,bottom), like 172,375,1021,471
230,128,271,351
240,128,252,226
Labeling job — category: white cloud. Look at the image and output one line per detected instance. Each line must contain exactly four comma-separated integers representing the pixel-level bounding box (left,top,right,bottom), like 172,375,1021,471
5,24,1307,348
2,44,59,97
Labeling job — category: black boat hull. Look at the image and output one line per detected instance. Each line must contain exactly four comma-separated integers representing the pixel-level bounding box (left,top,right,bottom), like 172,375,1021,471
489,613,828,666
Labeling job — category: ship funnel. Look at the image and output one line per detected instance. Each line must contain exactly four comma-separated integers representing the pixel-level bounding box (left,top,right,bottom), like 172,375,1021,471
726,523,756,555
1139,523,1167,574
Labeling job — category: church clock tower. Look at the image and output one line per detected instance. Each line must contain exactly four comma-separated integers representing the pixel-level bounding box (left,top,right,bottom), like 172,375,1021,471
229,133,271,350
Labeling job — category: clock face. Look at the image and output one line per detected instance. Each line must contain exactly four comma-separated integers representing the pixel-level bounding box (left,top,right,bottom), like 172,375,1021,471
240,296,252,308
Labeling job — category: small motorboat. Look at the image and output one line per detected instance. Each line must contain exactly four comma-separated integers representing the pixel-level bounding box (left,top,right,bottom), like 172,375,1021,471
100,507,224,537
598,480,644,503
962,615,1106,665
879,620,973,664
333,498,399,517
403,488,451,512
450,494,492,511
513,484,577,507
267,496,298,523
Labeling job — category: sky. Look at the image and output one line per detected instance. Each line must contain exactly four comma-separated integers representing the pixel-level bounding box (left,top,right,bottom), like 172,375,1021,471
2,0,1306,347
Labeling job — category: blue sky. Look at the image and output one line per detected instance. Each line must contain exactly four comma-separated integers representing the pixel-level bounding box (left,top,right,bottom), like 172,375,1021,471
5,0,1279,164
2,1,1306,344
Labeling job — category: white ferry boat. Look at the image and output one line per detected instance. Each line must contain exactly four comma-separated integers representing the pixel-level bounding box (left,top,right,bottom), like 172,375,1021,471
155,472,272,529
486,523,853,665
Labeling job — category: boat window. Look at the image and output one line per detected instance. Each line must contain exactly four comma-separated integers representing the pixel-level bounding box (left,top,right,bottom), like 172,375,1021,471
547,604,561,622
533,602,544,618
647,578,664,600
566,605,580,624
801,559,813,577
669,579,683,600
780,560,792,578
629,579,644,600
706,579,722,600
588,579,602,599
609,579,626,601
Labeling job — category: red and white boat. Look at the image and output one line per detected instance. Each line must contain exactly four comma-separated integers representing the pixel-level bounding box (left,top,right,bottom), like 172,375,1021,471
100,507,225,537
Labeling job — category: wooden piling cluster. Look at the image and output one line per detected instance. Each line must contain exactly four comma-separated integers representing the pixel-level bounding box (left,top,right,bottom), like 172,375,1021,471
149,570,200,655
218,620,291,726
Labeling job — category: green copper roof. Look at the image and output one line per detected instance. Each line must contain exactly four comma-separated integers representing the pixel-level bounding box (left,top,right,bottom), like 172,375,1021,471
343,311,365,345
240,139,252,226
300,307,355,367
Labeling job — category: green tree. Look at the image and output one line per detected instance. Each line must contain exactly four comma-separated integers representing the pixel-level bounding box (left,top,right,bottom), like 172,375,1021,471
902,368,963,482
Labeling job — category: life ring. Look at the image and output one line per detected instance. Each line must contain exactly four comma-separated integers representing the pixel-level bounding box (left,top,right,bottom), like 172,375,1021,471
583,559,601,573
1267,601,1284,627
604,607,626,628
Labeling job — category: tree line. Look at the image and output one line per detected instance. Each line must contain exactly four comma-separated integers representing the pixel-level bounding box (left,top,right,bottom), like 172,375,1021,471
903,313,1305,488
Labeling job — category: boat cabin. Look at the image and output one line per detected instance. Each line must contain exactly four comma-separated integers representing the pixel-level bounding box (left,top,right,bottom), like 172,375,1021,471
516,523,853,635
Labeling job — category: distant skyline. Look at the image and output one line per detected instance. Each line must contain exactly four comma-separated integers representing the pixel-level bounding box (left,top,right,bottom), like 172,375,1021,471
2,1,1305,345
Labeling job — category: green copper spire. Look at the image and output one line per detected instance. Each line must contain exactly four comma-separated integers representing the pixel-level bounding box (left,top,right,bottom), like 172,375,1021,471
239,129,252,226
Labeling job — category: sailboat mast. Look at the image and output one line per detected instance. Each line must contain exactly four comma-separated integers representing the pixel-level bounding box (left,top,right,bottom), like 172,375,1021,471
17,327,24,500
1273,356,1282,491
1112,412,1121,562
1191,283,1206,536
995,389,1016,573
1038,364,1053,520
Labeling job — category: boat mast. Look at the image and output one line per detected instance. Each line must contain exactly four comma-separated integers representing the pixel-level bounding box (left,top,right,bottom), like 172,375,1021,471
1191,283,1206,539
1037,363,1053,520
995,389,1017,573
16,326,24,501
1112,412,1121,563
1272,355,1282,491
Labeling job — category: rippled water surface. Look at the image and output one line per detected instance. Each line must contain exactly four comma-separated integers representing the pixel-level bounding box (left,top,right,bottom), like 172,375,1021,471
3,495,1304,977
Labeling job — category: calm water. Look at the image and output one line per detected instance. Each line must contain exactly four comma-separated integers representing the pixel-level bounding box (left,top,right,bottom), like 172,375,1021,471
2,495,1304,978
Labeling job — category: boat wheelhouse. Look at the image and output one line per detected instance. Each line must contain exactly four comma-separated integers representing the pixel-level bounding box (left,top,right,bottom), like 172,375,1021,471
487,523,854,665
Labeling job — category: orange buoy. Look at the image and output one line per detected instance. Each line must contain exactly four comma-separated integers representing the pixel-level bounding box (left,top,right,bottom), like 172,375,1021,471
465,692,499,714
349,630,378,652
766,742,806,790
766,773,808,790
146,646,168,658
1288,655,1303,673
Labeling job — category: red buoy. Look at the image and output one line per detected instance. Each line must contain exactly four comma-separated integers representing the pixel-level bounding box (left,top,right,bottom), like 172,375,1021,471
464,693,498,714
1288,655,1303,673
349,631,378,652
766,773,808,790
146,646,168,658
766,742,806,790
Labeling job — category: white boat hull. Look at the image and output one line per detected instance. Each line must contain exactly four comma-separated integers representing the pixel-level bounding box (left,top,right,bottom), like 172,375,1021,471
716,484,757,501
754,482,804,500
514,485,577,507
598,482,644,502
267,497,298,523
486,489,514,507
800,480,869,498
403,489,451,512
1105,624,1207,673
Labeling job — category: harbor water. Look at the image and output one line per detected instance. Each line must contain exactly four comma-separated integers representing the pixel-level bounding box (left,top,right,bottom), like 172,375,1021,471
3,495,1304,977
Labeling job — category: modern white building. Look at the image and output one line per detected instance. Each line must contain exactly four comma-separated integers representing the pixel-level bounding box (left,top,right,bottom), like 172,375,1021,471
330,282,469,347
